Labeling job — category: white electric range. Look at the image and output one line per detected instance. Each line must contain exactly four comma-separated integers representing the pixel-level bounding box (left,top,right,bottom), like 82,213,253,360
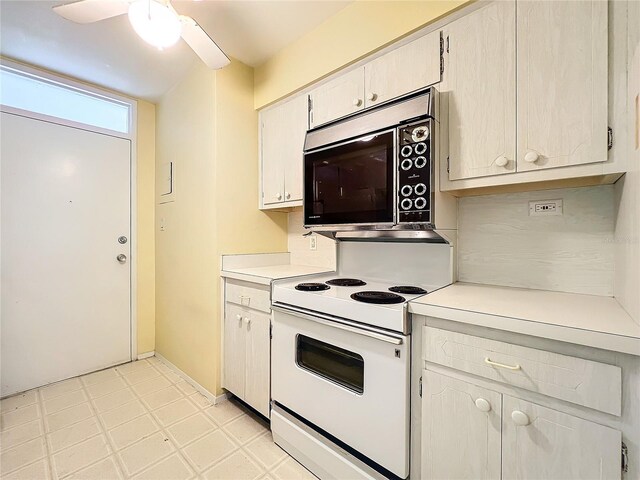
270,240,453,480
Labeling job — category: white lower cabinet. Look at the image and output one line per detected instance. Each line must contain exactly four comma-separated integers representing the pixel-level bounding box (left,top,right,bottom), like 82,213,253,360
502,395,621,480
421,370,501,479
223,302,271,418
421,369,622,480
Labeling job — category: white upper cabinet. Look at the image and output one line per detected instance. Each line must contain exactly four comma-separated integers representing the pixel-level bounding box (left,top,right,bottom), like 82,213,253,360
502,395,621,480
516,1,608,172
421,370,502,480
309,68,365,129
364,30,442,108
444,1,516,180
307,30,442,129
259,94,308,208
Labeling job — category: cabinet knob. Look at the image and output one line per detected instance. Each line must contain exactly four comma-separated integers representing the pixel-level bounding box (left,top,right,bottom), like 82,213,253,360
475,398,492,412
495,156,509,167
511,410,530,426
285,192,291,200
235,314,242,321
366,92,377,102
524,151,539,163
243,317,251,325
276,193,282,200
353,98,362,107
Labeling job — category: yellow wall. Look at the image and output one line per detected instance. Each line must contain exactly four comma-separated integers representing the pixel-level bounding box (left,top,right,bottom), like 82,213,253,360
155,61,287,395
254,0,470,108
136,100,156,355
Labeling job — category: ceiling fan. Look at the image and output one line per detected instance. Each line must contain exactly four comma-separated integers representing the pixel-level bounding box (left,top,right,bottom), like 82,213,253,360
53,0,230,69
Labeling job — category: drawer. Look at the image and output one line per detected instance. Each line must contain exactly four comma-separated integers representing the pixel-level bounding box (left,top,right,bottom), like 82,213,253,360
225,279,271,313
423,326,621,416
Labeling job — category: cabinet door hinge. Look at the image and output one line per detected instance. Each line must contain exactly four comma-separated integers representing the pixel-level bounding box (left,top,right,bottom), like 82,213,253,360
439,32,445,76
269,323,273,340
446,35,450,53
622,442,629,473
419,376,423,397
608,127,613,150
446,156,450,174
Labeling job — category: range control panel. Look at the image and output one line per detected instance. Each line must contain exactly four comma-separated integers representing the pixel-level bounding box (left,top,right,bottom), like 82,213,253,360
397,120,432,224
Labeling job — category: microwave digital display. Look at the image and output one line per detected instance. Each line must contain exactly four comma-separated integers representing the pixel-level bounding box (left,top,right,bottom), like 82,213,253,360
304,131,395,226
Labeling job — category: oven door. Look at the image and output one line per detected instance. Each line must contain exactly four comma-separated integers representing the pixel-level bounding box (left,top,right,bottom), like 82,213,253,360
271,305,410,478
303,130,396,227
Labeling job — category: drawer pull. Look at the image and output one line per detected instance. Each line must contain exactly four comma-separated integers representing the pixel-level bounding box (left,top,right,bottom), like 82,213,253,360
484,357,521,371
239,295,250,306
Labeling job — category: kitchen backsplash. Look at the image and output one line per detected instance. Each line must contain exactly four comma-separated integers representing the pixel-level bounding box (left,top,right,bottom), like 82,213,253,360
458,185,615,296
288,208,336,269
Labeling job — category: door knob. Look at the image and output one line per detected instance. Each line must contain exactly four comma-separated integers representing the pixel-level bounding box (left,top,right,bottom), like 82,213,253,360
524,151,539,163
244,317,251,325
236,314,242,321
495,156,508,167
116,254,127,264
511,410,530,426
475,398,492,412
285,192,291,200
353,98,362,107
276,193,283,200
118,236,128,244
366,92,377,102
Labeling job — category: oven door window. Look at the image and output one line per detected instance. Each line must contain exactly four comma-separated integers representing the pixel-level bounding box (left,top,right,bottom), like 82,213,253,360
296,335,364,394
304,131,395,226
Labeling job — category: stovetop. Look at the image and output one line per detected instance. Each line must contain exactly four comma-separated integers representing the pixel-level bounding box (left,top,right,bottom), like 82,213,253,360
272,273,445,333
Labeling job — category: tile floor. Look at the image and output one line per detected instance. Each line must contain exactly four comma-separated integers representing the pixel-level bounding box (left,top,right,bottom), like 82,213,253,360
0,357,317,480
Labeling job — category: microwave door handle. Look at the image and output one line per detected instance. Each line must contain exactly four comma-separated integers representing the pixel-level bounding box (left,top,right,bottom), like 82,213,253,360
272,303,403,345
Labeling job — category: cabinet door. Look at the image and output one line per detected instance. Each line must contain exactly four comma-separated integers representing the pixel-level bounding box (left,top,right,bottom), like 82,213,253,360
445,1,516,180
282,95,308,203
244,311,271,418
502,395,621,480
517,1,608,172
421,370,501,480
260,95,308,206
364,31,441,108
223,303,246,399
309,68,365,129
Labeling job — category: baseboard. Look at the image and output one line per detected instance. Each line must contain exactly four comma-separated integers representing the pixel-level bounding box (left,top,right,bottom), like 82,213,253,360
137,351,155,360
153,352,229,406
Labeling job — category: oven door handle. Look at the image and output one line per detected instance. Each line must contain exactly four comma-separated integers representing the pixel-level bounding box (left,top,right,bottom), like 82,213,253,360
272,303,404,345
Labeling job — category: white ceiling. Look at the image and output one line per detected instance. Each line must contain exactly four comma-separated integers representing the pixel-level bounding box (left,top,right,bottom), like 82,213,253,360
0,0,351,101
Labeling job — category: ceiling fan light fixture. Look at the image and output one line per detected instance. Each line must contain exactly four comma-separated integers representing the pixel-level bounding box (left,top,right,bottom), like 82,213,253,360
128,0,182,49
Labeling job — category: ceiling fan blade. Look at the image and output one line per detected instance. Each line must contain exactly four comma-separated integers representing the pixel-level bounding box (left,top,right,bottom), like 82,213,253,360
180,17,230,70
53,0,130,24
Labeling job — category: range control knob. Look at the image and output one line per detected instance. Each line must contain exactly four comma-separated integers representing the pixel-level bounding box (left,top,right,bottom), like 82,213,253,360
411,125,430,142
400,158,413,171
400,198,413,211
414,156,427,169
414,197,427,210
400,145,413,158
414,183,427,196
400,185,413,197
414,142,427,155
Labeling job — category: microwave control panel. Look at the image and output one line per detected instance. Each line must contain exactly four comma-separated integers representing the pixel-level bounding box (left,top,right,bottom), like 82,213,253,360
397,121,433,224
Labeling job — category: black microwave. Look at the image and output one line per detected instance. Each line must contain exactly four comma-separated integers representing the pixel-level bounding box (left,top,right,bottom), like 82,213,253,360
303,89,437,231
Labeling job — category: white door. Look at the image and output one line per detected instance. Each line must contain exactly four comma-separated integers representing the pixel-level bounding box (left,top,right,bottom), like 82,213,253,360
502,395,621,480
516,0,608,172
364,31,442,108
244,310,270,418
1,112,132,396
444,0,516,180
309,68,365,129
222,303,246,399
421,370,502,480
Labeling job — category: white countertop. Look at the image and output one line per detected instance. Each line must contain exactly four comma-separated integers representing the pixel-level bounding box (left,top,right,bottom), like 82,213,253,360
221,264,334,285
409,282,640,356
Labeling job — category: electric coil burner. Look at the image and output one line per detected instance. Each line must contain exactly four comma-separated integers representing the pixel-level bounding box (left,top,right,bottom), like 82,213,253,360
325,278,367,287
389,285,427,295
295,283,330,292
350,291,406,304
